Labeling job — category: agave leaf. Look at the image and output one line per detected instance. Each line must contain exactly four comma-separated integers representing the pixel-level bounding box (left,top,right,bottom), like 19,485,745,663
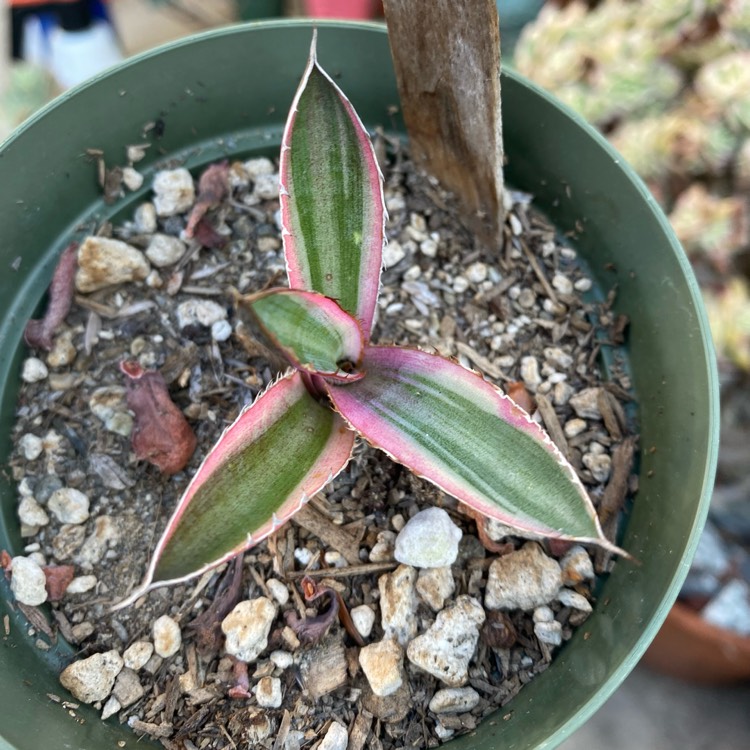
280,33,385,337
240,288,365,382
117,371,355,605
327,346,615,547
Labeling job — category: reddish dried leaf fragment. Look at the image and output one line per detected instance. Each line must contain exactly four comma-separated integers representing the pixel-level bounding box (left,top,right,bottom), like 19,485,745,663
24,242,78,351
185,162,230,239
506,381,536,415
43,565,75,601
193,218,228,250
120,360,197,475
285,576,340,644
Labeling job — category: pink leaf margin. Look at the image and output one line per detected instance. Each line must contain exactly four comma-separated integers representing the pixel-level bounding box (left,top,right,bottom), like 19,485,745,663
327,346,625,554
113,370,355,609
279,30,386,338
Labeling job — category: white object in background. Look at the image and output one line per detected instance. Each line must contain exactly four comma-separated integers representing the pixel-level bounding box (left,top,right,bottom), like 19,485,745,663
48,21,122,89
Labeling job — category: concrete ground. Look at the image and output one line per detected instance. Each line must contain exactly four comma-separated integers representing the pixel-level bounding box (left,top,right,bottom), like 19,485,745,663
2,2,749,747
561,665,750,750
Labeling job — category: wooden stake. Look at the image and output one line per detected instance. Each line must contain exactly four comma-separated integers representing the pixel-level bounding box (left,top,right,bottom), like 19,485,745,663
383,0,505,246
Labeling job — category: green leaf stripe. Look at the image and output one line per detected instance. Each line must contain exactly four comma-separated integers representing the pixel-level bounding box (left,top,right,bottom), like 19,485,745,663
245,289,364,380
328,347,602,541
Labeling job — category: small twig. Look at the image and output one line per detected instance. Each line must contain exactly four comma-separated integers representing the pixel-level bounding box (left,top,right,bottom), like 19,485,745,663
285,561,398,580
520,237,558,304
535,393,569,459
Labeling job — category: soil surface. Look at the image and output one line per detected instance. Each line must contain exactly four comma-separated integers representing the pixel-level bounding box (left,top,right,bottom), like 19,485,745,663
8,141,637,749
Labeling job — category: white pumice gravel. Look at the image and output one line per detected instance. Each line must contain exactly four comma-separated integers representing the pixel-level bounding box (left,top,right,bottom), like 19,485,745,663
406,596,486,687
75,236,151,293
152,168,195,216
152,615,182,658
59,650,123,703
21,357,48,383
10,555,48,605
394,507,462,568
221,598,276,662
485,543,563,611
48,487,90,524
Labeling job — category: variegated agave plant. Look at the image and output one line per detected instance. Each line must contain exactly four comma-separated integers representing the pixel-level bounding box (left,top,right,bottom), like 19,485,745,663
120,36,622,606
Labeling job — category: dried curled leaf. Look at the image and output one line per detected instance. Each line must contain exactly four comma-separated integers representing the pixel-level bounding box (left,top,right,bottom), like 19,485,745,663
120,360,197,475
24,242,78,351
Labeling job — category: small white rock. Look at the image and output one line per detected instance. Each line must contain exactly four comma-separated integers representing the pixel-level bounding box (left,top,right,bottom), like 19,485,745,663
75,236,151,293
379,564,418,646
452,276,470,294
270,650,294,670
176,298,227,329
221,597,277,663
67,575,98,594
122,166,144,192
123,641,154,671
265,578,290,606
48,488,90,524
10,555,48,605
351,605,376,638
211,319,232,342
153,168,195,216
420,237,438,257
557,588,593,613
21,357,48,383
255,676,283,708
134,202,158,233
552,273,573,295
559,545,595,586
145,233,185,267
484,518,544,542
569,388,602,420
318,721,349,750
75,515,120,569
17,496,49,527
533,605,555,623
244,157,275,179
428,687,480,714
416,566,455,611
574,277,593,292
466,262,488,284
253,173,280,200
520,356,542,390
406,596,485,687
394,507,462,568
534,619,563,646
383,240,406,267
59,650,123,703
543,346,574,370
152,615,182,658
564,418,587,438
583,452,612,483
359,638,404,697
46,330,77,368
101,695,121,720
485,543,562,611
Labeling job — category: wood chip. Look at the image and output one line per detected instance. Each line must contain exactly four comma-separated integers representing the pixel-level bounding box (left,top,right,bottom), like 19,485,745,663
535,394,569,458
455,341,507,381
294,504,361,565
348,709,374,750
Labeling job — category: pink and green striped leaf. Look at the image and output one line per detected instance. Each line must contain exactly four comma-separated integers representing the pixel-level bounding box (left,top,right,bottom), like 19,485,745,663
327,346,615,548
241,289,365,382
280,33,385,337
118,371,355,605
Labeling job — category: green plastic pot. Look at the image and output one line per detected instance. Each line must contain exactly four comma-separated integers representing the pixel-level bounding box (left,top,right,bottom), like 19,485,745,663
0,20,717,750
